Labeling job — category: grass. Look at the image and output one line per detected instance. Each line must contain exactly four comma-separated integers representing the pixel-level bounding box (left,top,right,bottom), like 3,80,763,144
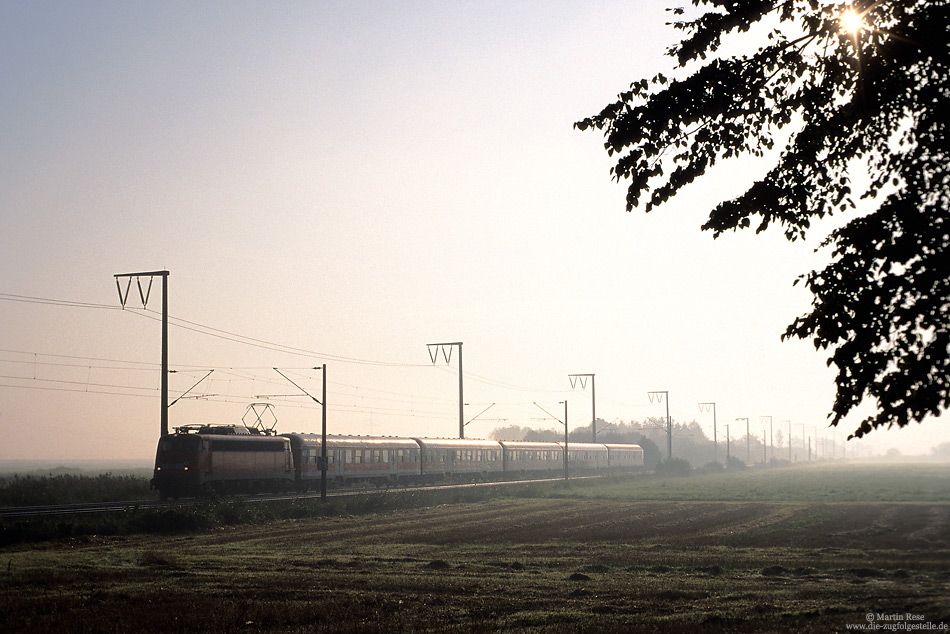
556,462,950,503
1,463,949,632
0,473,156,507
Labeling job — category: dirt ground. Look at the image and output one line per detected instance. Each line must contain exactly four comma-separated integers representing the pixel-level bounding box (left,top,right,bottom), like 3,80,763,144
3,497,948,633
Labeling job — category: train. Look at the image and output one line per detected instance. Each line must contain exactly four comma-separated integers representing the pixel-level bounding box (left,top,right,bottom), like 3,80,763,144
150,424,644,498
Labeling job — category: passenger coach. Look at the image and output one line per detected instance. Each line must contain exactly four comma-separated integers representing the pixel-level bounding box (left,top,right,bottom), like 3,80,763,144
414,438,504,480
284,434,421,487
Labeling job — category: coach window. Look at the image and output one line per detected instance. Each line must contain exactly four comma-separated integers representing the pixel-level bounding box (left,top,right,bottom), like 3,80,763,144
345,449,353,464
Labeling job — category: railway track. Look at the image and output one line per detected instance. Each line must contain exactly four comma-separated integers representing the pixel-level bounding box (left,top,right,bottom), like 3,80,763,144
0,475,587,522
0,499,168,521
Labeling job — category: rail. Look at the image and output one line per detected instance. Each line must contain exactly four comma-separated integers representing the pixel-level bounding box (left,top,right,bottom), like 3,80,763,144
0,475,605,522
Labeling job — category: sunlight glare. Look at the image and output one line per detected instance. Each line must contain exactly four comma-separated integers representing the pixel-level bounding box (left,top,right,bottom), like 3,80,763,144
840,8,865,35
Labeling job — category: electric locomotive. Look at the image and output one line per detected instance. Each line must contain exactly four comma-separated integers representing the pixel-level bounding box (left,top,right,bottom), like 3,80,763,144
152,424,294,498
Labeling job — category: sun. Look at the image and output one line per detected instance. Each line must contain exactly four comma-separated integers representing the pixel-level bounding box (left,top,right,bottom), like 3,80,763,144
840,8,866,35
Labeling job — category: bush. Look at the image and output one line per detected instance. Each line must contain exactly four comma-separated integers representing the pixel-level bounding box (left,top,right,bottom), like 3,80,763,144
655,458,693,477
700,461,725,474
0,474,154,507
726,456,748,471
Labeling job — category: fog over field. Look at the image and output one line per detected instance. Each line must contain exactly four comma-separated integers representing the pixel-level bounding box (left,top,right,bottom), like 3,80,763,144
2,462,947,632
2,1,947,463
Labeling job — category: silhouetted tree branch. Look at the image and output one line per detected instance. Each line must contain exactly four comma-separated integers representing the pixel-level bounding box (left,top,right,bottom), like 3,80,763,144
577,0,949,438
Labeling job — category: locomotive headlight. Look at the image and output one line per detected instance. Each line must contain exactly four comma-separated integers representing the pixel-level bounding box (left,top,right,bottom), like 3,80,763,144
183,466,189,471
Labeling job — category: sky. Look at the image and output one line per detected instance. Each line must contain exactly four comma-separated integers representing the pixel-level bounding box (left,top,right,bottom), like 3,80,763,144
1,1,946,461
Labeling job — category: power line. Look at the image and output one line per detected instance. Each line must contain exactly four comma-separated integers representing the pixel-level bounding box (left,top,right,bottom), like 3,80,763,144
0,382,158,398
432,364,568,394
0,381,457,422
133,308,429,368
0,348,160,368
0,293,119,310
0,371,158,394
3,291,598,418
0,351,460,409
2,289,425,368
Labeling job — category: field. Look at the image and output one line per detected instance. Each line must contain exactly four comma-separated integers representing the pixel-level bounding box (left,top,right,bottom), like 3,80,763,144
1,463,949,633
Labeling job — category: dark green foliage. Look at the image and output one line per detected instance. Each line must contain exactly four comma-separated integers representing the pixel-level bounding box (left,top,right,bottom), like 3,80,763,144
701,460,726,473
0,473,154,507
577,1,950,439
726,455,748,470
655,457,694,477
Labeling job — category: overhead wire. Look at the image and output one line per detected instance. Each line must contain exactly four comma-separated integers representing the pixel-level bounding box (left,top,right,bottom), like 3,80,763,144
3,290,602,421
0,293,120,310
132,307,430,368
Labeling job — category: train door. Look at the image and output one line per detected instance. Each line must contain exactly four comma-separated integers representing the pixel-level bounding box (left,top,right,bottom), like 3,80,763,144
332,449,342,478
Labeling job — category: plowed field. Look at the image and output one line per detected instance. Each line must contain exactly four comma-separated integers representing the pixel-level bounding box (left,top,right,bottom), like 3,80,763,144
2,465,949,633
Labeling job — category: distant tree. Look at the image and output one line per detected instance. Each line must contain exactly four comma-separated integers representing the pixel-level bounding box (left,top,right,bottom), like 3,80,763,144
577,1,949,439
489,425,533,441
525,428,563,442
931,442,950,461
635,435,663,469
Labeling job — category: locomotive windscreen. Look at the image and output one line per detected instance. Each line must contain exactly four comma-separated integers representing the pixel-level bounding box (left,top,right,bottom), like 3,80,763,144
160,436,201,452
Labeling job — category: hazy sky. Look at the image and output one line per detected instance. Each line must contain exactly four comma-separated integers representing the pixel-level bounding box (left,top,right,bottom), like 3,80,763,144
2,1,945,461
